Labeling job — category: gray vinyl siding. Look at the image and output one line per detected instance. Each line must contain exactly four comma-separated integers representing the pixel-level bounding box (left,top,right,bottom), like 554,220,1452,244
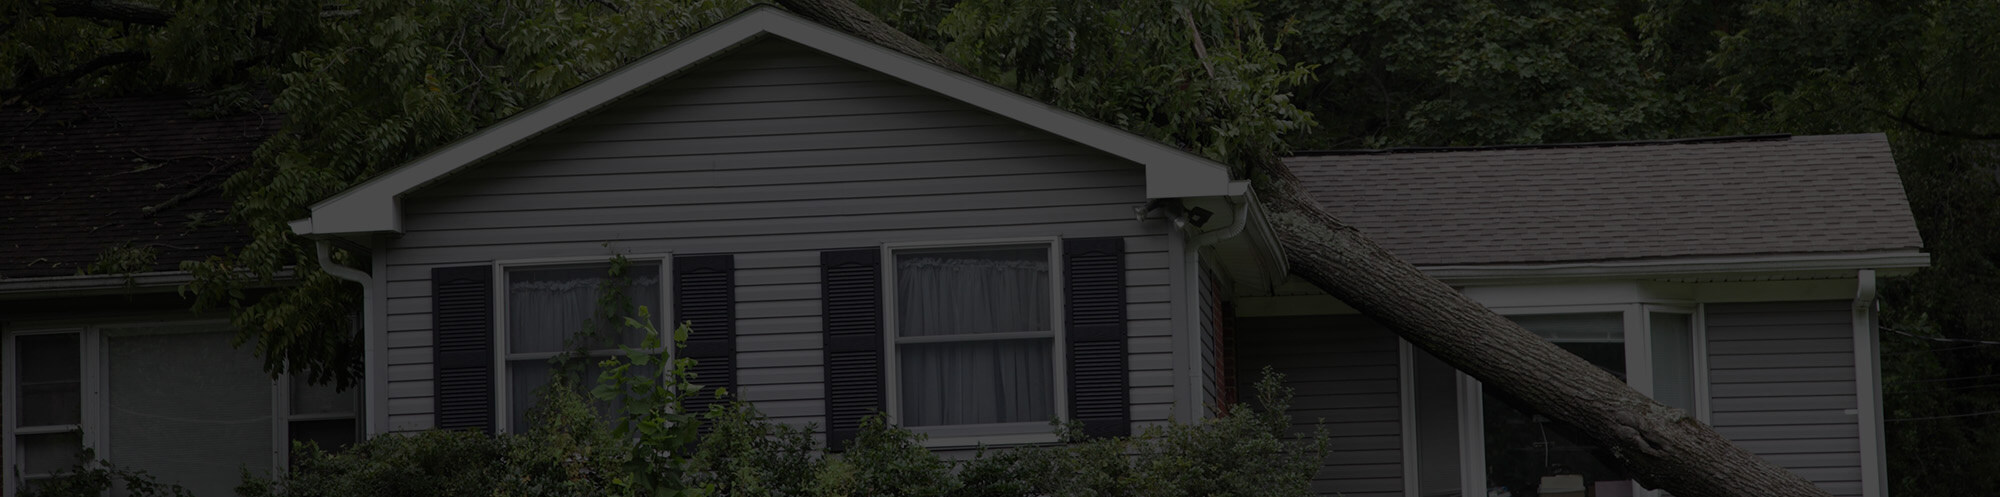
378,38,1177,436
1235,315,1402,497
1706,300,1863,497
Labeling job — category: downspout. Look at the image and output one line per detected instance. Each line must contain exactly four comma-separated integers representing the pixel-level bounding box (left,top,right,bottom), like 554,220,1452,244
1171,191,1250,421
1189,192,1252,248
317,240,381,436
1852,269,1884,497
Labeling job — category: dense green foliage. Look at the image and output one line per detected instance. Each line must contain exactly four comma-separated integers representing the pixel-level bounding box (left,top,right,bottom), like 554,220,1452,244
8,0,2000,493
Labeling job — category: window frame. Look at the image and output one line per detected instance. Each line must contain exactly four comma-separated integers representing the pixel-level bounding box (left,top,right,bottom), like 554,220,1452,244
490,254,672,434
1437,303,1708,497
880,237,1069,446
3,318,359,492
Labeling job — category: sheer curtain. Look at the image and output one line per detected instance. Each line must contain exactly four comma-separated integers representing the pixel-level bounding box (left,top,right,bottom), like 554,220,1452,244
505,264,659,432
1650,313,1696,411
895,247,1056,426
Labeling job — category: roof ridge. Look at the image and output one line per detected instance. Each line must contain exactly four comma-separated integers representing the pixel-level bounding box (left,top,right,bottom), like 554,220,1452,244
1290,134,1793,156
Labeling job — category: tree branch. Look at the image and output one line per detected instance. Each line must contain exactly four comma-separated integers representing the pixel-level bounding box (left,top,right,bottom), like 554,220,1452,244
45,0,174,26
0,50,149,99
1872,108,2000,140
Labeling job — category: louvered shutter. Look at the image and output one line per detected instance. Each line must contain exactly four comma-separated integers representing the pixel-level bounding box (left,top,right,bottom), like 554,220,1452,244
674,254,736,418
1065,237,1129,438
820,248,883,450
431,265,495,432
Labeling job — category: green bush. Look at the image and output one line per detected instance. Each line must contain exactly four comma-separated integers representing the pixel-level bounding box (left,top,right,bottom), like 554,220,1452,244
247,310,1329,497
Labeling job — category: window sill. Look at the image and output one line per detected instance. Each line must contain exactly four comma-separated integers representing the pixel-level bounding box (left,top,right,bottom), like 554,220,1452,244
910,422,1064,449
918,431,1061,449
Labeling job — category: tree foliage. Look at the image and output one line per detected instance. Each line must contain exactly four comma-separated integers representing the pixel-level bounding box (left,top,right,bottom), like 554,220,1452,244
8,0,2000,492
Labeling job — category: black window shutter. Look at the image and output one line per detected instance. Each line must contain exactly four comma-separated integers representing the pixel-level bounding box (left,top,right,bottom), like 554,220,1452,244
431,265,495,432
1065,237,1129,439
820,248,883,450
674,254,736,419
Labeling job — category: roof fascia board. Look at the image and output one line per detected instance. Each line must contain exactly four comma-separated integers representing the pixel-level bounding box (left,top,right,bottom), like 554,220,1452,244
1419,250,1930,283
299,6,1233,236
0,269,303,298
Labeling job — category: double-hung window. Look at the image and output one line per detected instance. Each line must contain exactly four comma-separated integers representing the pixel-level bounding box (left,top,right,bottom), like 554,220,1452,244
500,262,663,433
4,321,357,495
888,244,1062,434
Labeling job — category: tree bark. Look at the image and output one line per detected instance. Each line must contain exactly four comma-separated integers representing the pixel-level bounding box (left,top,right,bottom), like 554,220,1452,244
45,0,174,26
1254,165,1831,496
779,0,1833,494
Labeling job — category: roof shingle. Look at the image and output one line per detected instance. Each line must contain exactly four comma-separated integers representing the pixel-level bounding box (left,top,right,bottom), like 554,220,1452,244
1284,134,1926,266
0,95,277,279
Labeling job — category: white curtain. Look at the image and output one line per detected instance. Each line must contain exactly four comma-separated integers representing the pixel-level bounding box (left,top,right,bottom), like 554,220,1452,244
894,248,1055,426
1650,313,1697,411
507,265,660,353
105,326,272,497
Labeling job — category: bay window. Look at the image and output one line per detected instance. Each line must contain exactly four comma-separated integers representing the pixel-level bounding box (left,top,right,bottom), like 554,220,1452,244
1407,305,1705,497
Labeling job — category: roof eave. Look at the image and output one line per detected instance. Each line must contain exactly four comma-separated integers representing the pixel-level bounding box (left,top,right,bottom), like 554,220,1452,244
1420,250,1931,284
296,5,1237,238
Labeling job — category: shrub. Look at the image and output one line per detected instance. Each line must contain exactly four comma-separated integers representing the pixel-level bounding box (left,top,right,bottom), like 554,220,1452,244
238,310,1329,497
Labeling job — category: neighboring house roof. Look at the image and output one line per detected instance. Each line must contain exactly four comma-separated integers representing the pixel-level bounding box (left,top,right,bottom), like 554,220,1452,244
1285,134,1927,268
291,5,1242,237
0,95,277,279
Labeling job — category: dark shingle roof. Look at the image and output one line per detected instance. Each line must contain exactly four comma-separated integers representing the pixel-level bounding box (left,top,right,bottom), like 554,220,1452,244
1284,134,1926,266
1,95,277,279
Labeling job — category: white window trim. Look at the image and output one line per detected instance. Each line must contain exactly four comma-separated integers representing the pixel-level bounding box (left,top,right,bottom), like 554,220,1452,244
1443,303,1710,497
879,237,1068,447
491,254,672,434
4,319,357,491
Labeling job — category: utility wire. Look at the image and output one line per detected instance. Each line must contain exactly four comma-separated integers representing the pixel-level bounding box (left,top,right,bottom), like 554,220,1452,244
1889,373,2000,385
1886,408,2000,422
1888,328,2000,346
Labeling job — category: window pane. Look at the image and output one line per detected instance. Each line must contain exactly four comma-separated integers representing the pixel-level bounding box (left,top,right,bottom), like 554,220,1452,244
1651,313,1697,411
508,264,662,354
1485,314,1630,496
899,338,1054,426
288,419,357,455
291,375,356,416
896,247,1050,337
1510,313,1625,343
19,431,82,475
17,333,81,426
105,327,272,497
1412,348,1462,497
510,357,655,433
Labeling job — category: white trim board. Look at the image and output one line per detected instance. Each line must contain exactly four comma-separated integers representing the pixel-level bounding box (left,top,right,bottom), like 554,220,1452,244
289,5,1235,237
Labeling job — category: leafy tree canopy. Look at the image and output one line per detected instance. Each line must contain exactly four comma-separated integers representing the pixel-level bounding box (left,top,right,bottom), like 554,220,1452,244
6,0,2000,492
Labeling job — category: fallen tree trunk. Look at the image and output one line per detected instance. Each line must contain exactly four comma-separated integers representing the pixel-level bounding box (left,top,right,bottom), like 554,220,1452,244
777,0,1836,495
1255,166,1830,496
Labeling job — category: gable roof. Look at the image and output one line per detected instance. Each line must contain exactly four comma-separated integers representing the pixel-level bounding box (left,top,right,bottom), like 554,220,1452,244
1284,134,1927,268
291,5,1239,237
1,95,276,279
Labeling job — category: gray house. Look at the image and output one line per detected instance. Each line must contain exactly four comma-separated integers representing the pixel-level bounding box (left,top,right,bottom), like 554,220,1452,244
14,5,1923,497
1,95,358,496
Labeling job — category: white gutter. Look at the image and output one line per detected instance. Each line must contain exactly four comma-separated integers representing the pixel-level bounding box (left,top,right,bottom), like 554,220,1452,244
1420,251,1930,282
1190,190,1252,248
1852,269,1884,497
316,241,381,436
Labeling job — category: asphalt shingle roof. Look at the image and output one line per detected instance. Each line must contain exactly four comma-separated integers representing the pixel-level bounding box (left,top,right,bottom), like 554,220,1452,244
1284,134,1926,266
1,95,277,279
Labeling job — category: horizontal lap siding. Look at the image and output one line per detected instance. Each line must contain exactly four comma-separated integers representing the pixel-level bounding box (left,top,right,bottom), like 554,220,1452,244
1235,316,1401,497
1707,301,1863,497
380,39,1174,437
